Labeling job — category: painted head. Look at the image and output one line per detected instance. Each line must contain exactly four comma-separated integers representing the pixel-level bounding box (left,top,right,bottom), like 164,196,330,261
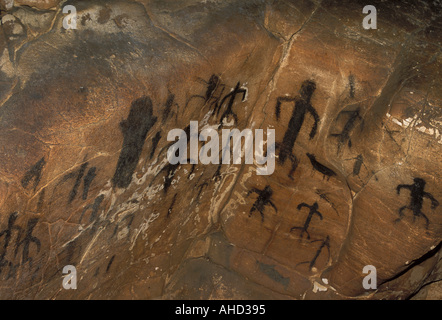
413,177,426,188
299,80,316,101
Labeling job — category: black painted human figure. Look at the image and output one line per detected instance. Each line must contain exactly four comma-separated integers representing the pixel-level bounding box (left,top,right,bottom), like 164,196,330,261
396,178,439,228
0,213,21,264
218,82,247,125
112,96,157,189
246,185,277,222
14,218,41,266
296,236,330,271
291,202,323,239
275,80,320,177
184,74,224,112
330,107,362,154
21,157,46,190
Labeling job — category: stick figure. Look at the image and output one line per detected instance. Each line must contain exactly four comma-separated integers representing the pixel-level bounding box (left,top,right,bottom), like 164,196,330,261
14,218,41,266
330,107,362,154
246,185,277,222
275,80,320,178
183,74,225,115
218,82,247,126
290,202,323,239
396,178,439,228
0,212,22,262
296,236,330,272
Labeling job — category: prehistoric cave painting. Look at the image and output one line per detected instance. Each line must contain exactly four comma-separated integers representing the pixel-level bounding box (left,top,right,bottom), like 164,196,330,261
149,162,180,194
306,153,336,181
297,236,331,272
13,217,41,267
21,157,46,191
217,82,247,126
110,213,135,240
150,131,162,160
396,178,439,229
78,194,105,227
290,202,323,240
192,182,208,206
106,255,115,273
330,107,363,155
57,161,97,204
162,93,178,124
167,193,178,218
185,75,247,125
348,74,356,99
36,188,46,213
212,162,222,182
343,154,372,183
112,96,157,189
0,214,21,280
68,162,88,204
82,167,97,200
246,185,277,222
348,154,365,177
183,74,226,117
275,80,320,178
184,74,225,111
0,212,21,268
315,190,339,216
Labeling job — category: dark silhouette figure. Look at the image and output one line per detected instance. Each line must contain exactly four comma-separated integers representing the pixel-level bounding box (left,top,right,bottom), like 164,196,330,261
306,153,336,180
348,74,355,98
330,107,362,154
112,96,157,189
0,213,21,260
246,185,277,222
291,202,323,239
78,195,105,226
161,93,177,123
21,157,46,190
274,81,320,179
183,74,228,122
218,82,247,125
150,162,180,194
348,154,365,176
396,178,439,228
14,218,41,266
67,162,88,204
204,74,222,102
296,236,330,271
111,213,135,240
150,131,162,160
82,167,97,200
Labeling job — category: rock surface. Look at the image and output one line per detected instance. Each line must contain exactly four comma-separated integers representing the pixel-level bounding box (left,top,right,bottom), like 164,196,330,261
0,0,440,299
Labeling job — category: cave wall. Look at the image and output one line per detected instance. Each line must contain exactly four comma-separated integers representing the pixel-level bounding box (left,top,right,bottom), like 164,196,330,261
0,0,440,299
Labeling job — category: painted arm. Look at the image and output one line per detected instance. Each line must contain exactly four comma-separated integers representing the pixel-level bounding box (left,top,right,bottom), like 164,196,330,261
297,203,309,210
424,192,439,209
269,200,278,213
275,96,295,120
246,188,260,197
396,184,412,194
307,104,320,139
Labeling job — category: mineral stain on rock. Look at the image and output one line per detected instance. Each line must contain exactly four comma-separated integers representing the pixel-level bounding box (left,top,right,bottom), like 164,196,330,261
112,96,157,189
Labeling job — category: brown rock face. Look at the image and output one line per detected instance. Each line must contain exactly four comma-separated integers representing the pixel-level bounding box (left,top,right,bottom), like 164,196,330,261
0,0,440,299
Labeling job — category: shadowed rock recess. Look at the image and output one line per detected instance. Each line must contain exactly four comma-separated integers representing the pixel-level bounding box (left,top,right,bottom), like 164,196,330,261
0,0,440,300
